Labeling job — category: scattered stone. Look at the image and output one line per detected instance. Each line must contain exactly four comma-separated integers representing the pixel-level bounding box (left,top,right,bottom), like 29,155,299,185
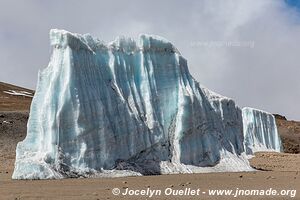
266,176,275,179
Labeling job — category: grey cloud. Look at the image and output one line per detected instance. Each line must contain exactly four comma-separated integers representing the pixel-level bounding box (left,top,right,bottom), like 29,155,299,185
0,0,299,120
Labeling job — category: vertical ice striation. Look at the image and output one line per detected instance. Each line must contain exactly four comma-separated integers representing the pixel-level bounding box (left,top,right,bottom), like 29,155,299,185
12,29,280,179
242,107,282,154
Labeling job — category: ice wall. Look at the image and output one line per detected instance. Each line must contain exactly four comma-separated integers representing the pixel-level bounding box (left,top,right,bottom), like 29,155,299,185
242,107,282,154
13,29,253,179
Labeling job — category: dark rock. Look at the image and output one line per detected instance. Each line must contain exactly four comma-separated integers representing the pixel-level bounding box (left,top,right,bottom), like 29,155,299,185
273,114,287,120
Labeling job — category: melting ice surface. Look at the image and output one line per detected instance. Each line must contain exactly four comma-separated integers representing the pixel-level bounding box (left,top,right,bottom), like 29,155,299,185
242,107,282,154
13,30,281,179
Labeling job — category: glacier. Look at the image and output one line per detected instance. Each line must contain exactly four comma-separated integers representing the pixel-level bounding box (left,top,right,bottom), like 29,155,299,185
13,30,280,179
242,107,282,154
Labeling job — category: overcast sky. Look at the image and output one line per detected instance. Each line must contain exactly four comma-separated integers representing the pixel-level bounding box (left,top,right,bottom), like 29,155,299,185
0,0,300,120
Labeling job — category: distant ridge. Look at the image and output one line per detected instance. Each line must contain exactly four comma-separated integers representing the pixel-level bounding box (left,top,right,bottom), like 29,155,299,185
274,115,300,154
0,82,34,111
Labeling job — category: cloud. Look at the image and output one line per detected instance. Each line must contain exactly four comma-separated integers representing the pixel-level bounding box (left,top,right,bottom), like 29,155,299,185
180,0,300,120
0,0,299,120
